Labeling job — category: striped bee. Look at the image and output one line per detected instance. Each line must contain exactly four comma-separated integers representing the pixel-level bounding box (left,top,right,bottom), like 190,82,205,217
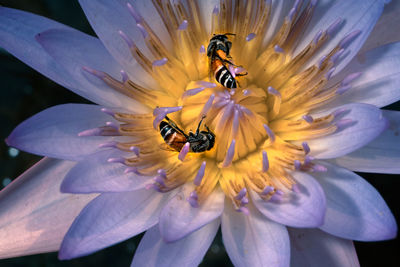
207,33,247,89
159,116,215,153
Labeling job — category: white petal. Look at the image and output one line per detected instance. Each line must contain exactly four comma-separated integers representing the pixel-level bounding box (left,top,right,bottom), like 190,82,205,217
131,219,219,267
329,110,400,173
221,202,290,267
0,158,96,259
309,103,387,159
159,184,224,242
314,162,397,241
289,228,360,267
36,28,148,112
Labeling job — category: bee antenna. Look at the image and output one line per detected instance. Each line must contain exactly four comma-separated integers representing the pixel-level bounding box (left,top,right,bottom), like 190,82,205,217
224,33,236,36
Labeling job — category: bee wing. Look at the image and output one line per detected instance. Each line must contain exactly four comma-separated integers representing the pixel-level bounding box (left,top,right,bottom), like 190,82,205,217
208,56,214,82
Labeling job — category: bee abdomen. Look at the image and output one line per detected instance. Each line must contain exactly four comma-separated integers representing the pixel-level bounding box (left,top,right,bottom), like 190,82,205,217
215,65,236,89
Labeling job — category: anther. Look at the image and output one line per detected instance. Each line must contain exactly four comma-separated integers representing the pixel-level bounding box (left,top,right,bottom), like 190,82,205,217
187,191,199,208
341,72,362,86
126,3,142,23
145,183,162,192
118,30,134,48
182,87,205,98
268,86,281,97
274,45,284,53
302,115,314,123
336,119,354,130
262,151,269,172
106,121,119,130
152,58,168,67
232,109,240,139
302,142,310,154
124,167,140,174
312,164,328,172
120,70,129,83
304,155,314,165
221,140,236,168
263,124,276,143
197,81,217,88
98,141,118,149
178,142,190,161
136,23,148,39
153,106,182,116
243,89,251,96
261,186,274,195
237,206,249,215
178,20,188,30
294,160,301,170
78,128,103,137
129,146,140,156
330,48,344,64
318,55,327,69
235,188,247,200
201,94,215,115
82,66,106,79
327,18,343,36
101,108,115,117
336,84,352,95
107,157,126,164
240,197,249,205
246,33,256,42
339,30,361,49
193,161,206,186
332,108,349,118
153,175,166,186
199,45,206,54
313,30,323,45
153,114,166,130
212,5,219,14
325,67,336,80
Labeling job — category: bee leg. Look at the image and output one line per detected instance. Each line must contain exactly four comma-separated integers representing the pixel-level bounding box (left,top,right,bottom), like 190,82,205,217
196,115,206,135
235,71,248,77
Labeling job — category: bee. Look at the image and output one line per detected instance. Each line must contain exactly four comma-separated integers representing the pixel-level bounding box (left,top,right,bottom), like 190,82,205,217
159,115,215,153
207,33,247,89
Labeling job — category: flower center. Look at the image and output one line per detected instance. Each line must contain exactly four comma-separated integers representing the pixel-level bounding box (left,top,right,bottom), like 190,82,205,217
79,0,362,212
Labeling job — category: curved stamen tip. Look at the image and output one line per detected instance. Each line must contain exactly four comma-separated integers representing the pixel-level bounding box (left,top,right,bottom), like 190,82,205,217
263,124,276,143
178,142,190,161
336,119,354,130
336,84,352,95
325,67,336,80
98,141,118,149
221,140,236,168
213,5,219,14
107,157,126,164
157,169,167,179
274,45,284,53
197,80,217,88
294,160,301,170
153,113,166,130
313,30,323,45
327,17,343,36
101,108,115,117
118,30,134,48
246,33,256,42
302,115,314,123
153,175,166,186
339,30,361,49
106,121,119,130
126,2,142,23
120,70,129,83
267,86,281,97
78,127,102,137
341,72,362,86
194,161,206,186
261,186,274,195
262,151,269,172
124,167,139,174
145,183,162,192
187,191,199,208
178,20,188,30
235,188,247,200
330,49,344,64
152,57,168,67
136,23,148,39
129,146,140,156
199,45,206,54
302,142,310,154
82,66,106,79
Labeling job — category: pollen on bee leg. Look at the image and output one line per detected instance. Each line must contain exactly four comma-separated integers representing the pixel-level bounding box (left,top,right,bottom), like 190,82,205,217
178,142,190,161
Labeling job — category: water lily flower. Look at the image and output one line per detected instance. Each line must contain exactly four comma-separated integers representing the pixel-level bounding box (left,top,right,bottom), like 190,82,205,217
0,0,399,266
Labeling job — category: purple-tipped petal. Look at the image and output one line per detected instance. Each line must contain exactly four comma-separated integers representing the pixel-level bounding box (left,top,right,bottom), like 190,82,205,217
289,228,359,267
58,188,175,260
295,0,386,73
159,184,224,242
221,202,290,267
0,158,95,259
250,171,326,228
78,0,169,88
327,42,400,109
308,103,388,159
36,28,148,112
330,110,400,174
61,150,151,194
313,162,397,241
132,218,219,267
6,104,116,161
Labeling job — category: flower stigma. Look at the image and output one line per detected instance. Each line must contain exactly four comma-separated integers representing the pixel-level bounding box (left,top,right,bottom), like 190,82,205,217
78,0,363,213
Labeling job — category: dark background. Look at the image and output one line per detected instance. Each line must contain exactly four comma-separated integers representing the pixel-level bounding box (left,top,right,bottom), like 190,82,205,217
0,1,398,266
